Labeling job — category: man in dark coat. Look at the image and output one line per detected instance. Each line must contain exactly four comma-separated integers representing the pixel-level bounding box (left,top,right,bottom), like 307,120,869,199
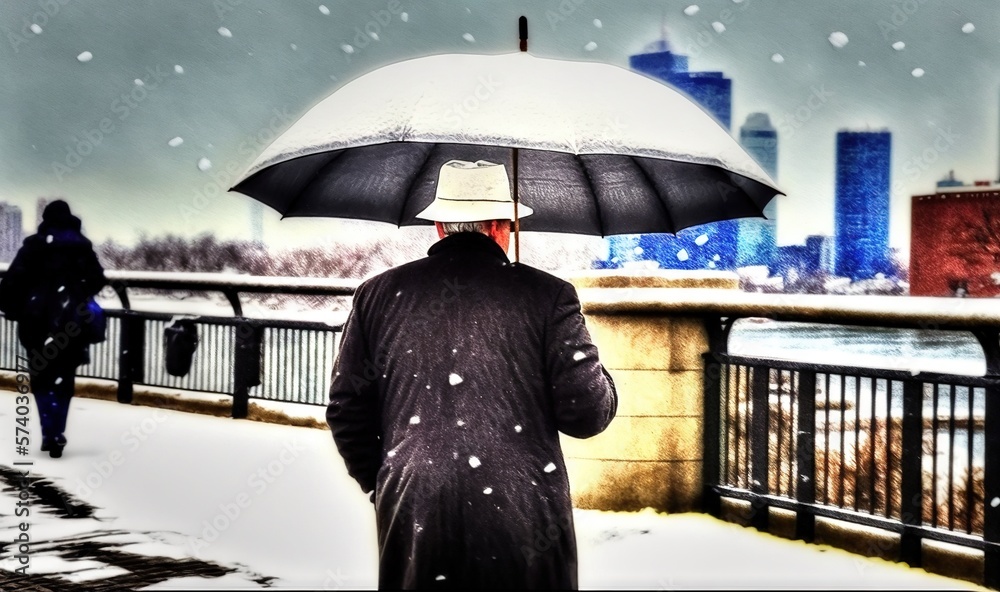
327,160,618,589
0,200,108,457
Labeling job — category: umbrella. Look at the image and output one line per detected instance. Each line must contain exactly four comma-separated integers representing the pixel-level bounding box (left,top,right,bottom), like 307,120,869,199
231,18,782,261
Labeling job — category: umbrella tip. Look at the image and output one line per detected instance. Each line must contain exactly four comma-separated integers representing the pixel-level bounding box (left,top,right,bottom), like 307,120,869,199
519,16,527,52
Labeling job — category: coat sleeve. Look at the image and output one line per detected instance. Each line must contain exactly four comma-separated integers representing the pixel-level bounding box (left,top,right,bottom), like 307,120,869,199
326,286,382,496
79,243,108,299
545,282,618,439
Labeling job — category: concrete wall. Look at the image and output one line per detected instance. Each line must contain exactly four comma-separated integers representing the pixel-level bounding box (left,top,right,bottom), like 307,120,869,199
561,271,738,512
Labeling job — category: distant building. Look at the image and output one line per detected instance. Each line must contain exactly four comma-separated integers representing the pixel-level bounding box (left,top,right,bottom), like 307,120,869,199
772,235,834,280
834,130,892,280
606,35,738,271
0,203,23,263
250,202,264,246
937,170,965,189
910,184,1000,296
737,113,778,267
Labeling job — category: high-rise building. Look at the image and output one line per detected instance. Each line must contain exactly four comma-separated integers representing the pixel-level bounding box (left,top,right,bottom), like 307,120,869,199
737,113,778,267
606,35,737,271
834,130,892,281
0,203,24,263
250,201,264,246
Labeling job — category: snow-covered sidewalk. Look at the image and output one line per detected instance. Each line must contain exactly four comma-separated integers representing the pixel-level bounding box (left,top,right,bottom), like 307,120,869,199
0,392,984,589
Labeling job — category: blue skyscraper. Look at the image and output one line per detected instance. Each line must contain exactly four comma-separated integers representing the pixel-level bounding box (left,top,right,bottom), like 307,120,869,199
737,113,778,267
834,130,892,280
605,37,737,271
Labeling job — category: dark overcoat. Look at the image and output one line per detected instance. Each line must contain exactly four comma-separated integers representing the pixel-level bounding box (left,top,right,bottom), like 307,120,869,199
0,208,107,367
327,232,617,590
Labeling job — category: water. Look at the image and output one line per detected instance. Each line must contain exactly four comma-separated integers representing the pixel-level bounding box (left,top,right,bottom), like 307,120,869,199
728,319,986,376
728,320,990,493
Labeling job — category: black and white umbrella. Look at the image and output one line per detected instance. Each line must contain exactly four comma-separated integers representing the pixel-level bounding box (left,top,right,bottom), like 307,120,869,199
231,20,782,260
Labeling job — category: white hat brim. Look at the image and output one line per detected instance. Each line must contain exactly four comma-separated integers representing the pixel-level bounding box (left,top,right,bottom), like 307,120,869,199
415,199,533,223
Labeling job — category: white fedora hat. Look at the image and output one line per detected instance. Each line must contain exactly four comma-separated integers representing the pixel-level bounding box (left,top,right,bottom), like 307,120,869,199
415,159,533,223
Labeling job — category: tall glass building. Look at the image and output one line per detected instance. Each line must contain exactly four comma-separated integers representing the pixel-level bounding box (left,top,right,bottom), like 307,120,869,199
737,113,778,267
604,38,737,271
834,130,892,280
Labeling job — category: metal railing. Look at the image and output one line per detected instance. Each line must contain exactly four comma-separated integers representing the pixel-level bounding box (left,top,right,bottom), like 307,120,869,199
0,270,359,416
701,314,1000,588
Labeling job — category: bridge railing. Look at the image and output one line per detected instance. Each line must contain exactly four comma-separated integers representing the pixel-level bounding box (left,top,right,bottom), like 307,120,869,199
0,269,359,416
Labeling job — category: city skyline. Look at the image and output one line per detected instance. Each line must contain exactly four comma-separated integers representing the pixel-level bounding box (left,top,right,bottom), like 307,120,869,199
1,1,998,252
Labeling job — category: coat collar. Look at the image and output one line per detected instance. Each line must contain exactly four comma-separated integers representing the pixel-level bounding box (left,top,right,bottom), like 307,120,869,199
427,232,511,264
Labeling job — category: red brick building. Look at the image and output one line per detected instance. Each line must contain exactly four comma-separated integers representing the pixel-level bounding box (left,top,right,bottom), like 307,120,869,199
910,184,1000,296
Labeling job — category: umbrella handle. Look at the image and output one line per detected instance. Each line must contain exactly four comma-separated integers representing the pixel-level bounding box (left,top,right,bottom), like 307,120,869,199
513,146,520,263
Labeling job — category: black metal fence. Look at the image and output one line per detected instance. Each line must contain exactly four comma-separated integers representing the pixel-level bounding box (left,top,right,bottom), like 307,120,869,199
703,318,1000,588
0,271,356,417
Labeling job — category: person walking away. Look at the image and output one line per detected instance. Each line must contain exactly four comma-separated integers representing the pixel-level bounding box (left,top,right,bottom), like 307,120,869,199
327,159,618,589
0,200,108,458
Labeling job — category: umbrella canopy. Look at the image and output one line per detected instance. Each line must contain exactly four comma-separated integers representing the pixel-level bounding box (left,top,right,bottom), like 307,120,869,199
231,51,782,237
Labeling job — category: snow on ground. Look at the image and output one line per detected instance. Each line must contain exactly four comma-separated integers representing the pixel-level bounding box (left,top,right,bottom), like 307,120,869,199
0,393,984,589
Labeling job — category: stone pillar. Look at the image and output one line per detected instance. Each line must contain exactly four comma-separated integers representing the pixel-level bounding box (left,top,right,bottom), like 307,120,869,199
561,270,738,513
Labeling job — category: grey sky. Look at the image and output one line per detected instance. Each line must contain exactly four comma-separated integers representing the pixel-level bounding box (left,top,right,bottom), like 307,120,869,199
1,0,997,252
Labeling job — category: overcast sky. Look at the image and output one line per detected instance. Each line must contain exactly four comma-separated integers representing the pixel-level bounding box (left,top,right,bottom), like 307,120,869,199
1,0,998,251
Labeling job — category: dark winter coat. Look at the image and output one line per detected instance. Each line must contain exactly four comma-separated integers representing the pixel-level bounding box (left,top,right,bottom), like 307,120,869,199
327,231,618,590
0,203,107,368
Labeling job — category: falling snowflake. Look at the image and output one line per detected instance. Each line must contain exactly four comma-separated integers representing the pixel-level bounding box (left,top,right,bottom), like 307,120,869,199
436,575,446,581
134,79,144,86
912,68,925,78
892,41,905,50
858,61,867,67
452,348,457,353
218,27,232,38
54,377,63,385
695,234,709,246
410,416,420,425
676,249,689,262
457,420,465,426
174,65,184,74
514,425,522,433
319,5,330,15
962,23,975,34
168,137,183,147
584,41,597,51
401,12,409,22
77,51,93,63
462,33,475,43
290,43,298,50
771,54,784,64
828,32,848,49
449,373,463,385
992,497,1000,508
593,19,602,28
469,456,481,468
387,450,396,457
483,487,493,495
543,462,557,473
57,286,65,292
341,44,355,54
684,5,699,16
197,157,212,171
633,246,643,256
30,24,42,34
573,351,586,361
712,22,726,34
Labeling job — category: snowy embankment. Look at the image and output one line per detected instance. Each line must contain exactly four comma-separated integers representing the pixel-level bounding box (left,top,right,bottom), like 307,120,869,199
0,394,983,589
